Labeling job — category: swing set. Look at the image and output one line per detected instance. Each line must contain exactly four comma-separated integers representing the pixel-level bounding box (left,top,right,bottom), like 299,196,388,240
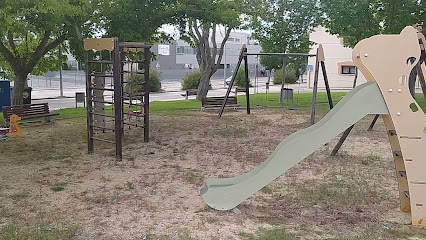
218,44,334,126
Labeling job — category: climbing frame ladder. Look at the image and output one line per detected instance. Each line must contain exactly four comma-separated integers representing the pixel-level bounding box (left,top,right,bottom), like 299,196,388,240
84,38,151,161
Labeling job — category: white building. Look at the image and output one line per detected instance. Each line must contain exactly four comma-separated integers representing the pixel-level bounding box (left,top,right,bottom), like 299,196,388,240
307,27,367,89
152,31,262,81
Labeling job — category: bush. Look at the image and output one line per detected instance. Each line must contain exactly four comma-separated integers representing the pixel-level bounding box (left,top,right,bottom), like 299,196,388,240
125,68,162,93
273,65,298,85
234,67,253,87
182,71,201,90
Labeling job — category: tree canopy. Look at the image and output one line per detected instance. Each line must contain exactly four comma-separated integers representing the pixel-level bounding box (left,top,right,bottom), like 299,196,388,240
0,0,92,104
174,0,251,99
251,0,320,70
320,0,425,48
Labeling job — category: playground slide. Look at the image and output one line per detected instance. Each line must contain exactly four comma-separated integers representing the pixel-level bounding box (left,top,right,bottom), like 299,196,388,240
201,81,390,210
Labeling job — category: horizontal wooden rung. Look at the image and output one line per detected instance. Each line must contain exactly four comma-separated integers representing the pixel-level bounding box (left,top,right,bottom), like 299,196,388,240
122,70,145,74
91,137,115,144
89,112,116,118
91,87,114,91
89,74,113,78
91,125,115,132
88,60,113,64
124,122,145,128
91,100,115,105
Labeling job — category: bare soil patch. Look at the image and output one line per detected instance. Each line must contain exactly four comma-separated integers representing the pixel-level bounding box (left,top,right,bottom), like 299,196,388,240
0,109,425,239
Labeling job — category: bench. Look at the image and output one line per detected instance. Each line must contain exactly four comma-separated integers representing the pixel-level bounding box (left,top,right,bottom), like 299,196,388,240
181,89,198,99
201,96,241,111
2,103,59,124
231,87,246,96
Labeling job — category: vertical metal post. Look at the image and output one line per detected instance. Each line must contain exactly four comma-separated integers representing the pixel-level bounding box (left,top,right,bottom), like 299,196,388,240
331,125,355,156
352,67,358,88
223,44,227,87
321,61,333,110
144,47,151,142
280,58,286,107
218,44,246,118
416,62,426,100
85,51,94,153
310,49,320,125
418,37,426,100
367,115,380,131
243,47,250,115
113,38,122,161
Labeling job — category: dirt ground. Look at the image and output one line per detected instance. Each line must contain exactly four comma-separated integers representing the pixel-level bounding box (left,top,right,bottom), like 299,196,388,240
1,108,426,240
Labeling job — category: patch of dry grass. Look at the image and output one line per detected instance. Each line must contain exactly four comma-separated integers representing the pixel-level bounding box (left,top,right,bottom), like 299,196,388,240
0,109,426,239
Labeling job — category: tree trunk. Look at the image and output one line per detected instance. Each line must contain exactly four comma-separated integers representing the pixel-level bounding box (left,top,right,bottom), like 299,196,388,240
196,69,212,100
12,73,29,105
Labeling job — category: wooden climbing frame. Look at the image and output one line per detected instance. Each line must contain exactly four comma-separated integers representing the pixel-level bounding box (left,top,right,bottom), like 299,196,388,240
84,38,151,161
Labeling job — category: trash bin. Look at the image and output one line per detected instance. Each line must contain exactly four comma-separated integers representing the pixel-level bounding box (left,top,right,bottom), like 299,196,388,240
282,88,293,101
75,92,85,108
280,87,294,104
0,80,11,111
23,87,32,104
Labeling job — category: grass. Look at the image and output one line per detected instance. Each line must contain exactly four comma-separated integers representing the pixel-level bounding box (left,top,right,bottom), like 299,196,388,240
9,191,30,201
0,225,78,240
0,119,86,164
51,182,67,192
240,228,298,240
1,92,424,124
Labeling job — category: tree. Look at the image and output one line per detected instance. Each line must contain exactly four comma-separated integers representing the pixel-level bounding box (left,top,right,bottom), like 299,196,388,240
320,0,425,97
0,0,91,105
320,0,424,48
176,0,251,100
251,0,320,71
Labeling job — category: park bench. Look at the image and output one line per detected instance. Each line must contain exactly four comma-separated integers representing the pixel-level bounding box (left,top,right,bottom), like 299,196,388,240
181,89,198,99
2,103,59,124
231,87,246,96
201,96,240,111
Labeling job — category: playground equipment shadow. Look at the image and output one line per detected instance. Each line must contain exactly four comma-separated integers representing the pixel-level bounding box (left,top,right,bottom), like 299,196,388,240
1,108,426,239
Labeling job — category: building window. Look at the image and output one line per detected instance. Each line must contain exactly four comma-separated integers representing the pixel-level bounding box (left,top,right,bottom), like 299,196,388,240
341,65,356,75
227,37,241,42
177,46,196,54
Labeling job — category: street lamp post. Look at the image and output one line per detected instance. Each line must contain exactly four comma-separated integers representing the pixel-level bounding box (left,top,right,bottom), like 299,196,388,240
223,43,227,87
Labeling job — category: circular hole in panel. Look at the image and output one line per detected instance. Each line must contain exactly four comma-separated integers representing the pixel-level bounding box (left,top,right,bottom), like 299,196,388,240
406,57,417,66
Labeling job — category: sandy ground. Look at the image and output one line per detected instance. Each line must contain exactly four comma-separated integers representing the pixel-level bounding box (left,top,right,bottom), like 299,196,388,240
0,109,425,239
